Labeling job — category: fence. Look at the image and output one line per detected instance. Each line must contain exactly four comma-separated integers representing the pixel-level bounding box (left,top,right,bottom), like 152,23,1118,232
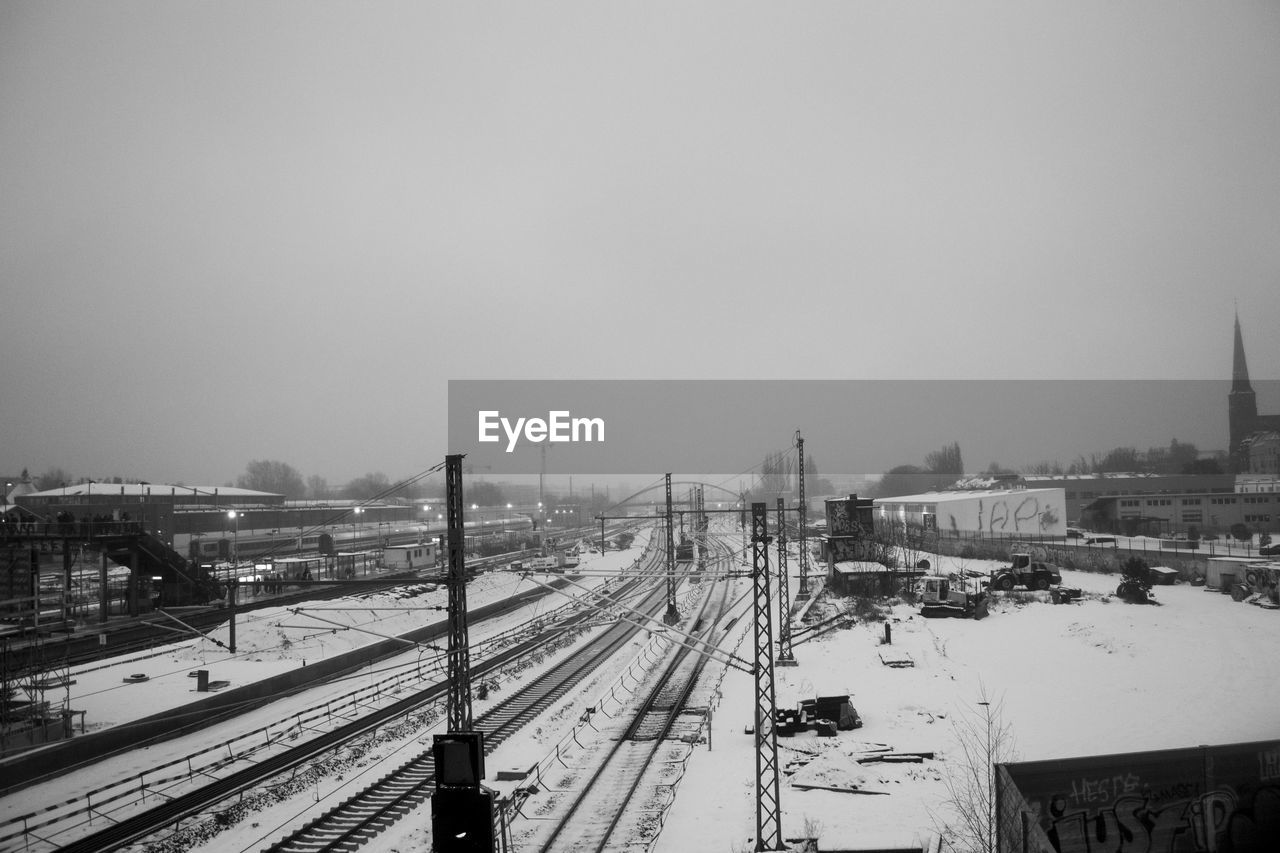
889,528,1272,581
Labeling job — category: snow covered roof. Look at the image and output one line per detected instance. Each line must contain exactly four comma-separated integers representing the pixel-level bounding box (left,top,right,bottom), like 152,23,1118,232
873,487,1062,506
831,560,893,574
21,483,282,500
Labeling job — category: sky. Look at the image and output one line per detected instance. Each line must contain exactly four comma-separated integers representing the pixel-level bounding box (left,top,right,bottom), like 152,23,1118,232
3,1,1279,488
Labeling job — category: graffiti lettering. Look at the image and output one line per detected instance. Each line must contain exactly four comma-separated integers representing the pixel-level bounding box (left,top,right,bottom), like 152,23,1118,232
1067,773,1142,807
1259,747,1280,782
1037,787,1280,853
982,496,1055,534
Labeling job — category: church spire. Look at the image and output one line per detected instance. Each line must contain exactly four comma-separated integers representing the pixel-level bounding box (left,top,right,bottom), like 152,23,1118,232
1232,309,1253,393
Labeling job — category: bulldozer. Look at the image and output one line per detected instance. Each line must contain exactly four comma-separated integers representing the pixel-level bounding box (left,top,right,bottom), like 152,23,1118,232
918,575,989,619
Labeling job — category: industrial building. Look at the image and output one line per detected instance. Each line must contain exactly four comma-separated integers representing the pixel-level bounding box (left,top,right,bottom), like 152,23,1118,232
873,487,1067,539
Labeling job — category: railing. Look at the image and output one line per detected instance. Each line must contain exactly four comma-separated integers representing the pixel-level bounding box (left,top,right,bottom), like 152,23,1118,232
0,519,146,540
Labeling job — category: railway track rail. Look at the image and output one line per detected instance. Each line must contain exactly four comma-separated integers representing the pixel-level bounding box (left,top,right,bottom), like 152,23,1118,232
264,552,675,853
7,552,534,673
35,545,664,853
527,535,741,853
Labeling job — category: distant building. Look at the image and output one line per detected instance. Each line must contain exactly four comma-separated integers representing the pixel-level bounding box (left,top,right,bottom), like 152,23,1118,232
2,470,36,505
873,487,1067,538
1229,312,1280,473
1240,430,1280,476
1022,472,1235,525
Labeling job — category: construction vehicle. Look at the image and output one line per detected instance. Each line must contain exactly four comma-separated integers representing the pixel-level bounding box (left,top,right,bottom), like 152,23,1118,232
918,575,989,619
524,548,579,572
989,553,1062,591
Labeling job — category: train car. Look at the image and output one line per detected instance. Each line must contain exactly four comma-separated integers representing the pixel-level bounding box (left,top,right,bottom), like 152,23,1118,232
177,514,535,562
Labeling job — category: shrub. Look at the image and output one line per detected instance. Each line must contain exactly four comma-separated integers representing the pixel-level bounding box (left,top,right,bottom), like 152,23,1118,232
1120,556,1152,591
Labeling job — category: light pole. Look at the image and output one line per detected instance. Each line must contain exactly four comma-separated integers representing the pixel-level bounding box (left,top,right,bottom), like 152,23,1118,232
978,700,994,853
227,510,239,567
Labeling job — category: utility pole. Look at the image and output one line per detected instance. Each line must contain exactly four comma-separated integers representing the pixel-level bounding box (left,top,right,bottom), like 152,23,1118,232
433,454,493,853
445,454,472,732
776,497,795,666
664,473,679,624
751,502,782,851
796,430,810,597
695,486,707,574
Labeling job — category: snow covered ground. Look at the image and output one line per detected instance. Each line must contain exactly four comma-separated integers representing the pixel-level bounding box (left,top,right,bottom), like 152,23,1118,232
657,553,1280,852
5,539,1280,853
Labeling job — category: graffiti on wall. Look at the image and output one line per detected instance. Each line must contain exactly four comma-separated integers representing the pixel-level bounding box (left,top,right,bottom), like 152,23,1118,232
1000,741,1280,853
973,495,1060,535
1039,784,1279,852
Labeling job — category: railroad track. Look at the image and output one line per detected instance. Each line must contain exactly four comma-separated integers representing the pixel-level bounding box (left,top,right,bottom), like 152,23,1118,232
265,550,675,853
7,551,536,673
527,535,741,853
36,544,663,852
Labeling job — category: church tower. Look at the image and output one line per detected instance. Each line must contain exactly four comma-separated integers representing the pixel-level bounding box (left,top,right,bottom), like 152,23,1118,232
1229,311,1258,473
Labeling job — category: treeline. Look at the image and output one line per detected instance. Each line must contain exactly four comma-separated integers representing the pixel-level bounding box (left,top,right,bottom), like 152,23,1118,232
1020,438,1224,477
746,450,835,501
874,438,1226,498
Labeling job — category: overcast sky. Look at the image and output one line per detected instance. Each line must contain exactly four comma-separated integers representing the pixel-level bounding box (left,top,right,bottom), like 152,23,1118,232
3,2,1279,488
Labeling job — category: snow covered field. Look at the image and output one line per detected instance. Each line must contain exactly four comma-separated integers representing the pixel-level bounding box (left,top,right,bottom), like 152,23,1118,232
658,554,1280,852
5,539,1280,853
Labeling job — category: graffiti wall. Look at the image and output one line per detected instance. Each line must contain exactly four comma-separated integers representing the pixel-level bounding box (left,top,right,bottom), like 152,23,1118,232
940,489,1067,537
825,495,877,562
997,740,1280,853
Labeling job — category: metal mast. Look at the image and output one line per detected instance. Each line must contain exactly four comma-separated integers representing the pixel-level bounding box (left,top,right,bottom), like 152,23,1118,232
664,473,679,623
751,502,782,850
445,454,472,732
695,486,707,573
776,497,795,666
796,430,810,597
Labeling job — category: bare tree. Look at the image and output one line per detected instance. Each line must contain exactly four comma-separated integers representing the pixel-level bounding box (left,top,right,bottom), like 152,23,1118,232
933,686,1016,853
36,467,72,490
306,474,329,500
345,472,393,501
926,442,964,478
237,459,306,498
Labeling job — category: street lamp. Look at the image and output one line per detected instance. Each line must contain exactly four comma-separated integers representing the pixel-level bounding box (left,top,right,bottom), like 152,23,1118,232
227,510,239,567
978,700,994,853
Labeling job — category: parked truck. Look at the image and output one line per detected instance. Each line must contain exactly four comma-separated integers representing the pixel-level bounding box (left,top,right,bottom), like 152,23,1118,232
989,553,1062,591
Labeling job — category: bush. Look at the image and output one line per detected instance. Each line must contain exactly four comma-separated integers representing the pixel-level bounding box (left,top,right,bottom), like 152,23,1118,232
850,596,887,622
1120,556,1152,590
1231,523,1253,543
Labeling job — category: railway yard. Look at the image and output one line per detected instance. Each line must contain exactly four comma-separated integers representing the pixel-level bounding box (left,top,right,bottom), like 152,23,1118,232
0,526,757,852
3,517,1280,852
